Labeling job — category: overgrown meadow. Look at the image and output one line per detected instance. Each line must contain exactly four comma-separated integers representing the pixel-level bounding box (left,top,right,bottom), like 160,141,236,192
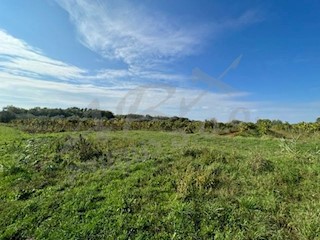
0,122,319,239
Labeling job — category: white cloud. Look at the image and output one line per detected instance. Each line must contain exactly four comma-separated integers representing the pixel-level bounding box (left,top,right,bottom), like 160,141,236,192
0,29,86,80
221,10,263,29
0,2,265,121
1,56,317,123
55,0,208,69
88,68,189,83
0,70,254,121
55,0,262,88
56,0,261,70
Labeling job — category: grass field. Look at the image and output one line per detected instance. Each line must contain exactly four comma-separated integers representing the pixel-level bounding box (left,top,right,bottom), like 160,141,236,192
0,124,319,239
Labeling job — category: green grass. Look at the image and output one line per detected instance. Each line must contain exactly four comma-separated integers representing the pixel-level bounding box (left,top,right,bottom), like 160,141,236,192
0,126,319,239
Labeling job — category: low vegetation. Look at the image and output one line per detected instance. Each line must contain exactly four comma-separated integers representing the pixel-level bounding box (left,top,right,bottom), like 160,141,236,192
1,106,320,138
0,121,319,239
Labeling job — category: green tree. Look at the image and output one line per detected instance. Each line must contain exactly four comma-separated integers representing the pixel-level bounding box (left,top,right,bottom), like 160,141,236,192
256,119,272,135
0,110,16,123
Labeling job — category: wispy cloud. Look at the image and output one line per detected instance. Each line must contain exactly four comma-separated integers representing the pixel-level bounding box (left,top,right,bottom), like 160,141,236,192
0,2,265,121
221,9,263,29
2,65,318,122
0,70,255,121
55,0,262,89
56,0,261,70
0,28,255,120
0,29,86,80
88,68,189,85
56,0,208,69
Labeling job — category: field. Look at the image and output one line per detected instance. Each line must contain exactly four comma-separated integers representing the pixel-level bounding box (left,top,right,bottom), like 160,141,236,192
0,124,319,239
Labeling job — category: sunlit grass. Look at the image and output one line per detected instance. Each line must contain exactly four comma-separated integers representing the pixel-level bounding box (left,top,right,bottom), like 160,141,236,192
0,126,319,239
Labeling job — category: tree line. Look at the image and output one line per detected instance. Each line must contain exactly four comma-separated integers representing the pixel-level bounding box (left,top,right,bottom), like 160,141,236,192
0,106,115,123
1,106,320,137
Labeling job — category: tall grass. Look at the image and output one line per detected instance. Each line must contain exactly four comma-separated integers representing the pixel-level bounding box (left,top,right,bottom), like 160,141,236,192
0,127,319,239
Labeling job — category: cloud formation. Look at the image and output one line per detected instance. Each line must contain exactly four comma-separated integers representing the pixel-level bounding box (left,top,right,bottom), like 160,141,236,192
0,27,314,122
0,27,255,121
0,29,86,80
56,0,207,69
0,71,254,121
0,2,266,121
56,0,261,69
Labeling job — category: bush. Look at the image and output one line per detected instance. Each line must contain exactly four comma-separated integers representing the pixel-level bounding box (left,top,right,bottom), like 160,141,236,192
0,110,16,123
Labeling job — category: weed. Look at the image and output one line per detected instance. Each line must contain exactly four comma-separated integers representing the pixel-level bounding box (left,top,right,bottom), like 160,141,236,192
251,154,274,173
0,126,319,239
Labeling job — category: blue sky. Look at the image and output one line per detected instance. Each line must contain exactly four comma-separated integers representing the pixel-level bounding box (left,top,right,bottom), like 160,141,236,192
0,0,319,122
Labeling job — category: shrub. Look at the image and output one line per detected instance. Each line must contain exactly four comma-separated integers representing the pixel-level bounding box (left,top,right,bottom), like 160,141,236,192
251,155,274,173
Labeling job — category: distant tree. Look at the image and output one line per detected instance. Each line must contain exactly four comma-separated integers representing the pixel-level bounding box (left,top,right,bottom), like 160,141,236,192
101,111,115,120
29,107,42,116
204,118,217,129
239,122,256,133
272,120,283,125
256,119,272,135
230,120,243,125
145,114,153,121
125,114,145,120
316,117,320,123
3,106,27,115
0,110,16,123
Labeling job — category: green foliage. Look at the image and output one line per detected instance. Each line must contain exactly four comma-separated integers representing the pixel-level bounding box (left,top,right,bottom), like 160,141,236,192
292,121,320,133
2,106,320,139
0,126,319,239
257,119,272,135
0,110,16,123
0,106,115,123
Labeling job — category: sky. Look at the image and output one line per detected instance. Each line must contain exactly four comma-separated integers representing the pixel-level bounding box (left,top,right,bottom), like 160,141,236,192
0,0,319,122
